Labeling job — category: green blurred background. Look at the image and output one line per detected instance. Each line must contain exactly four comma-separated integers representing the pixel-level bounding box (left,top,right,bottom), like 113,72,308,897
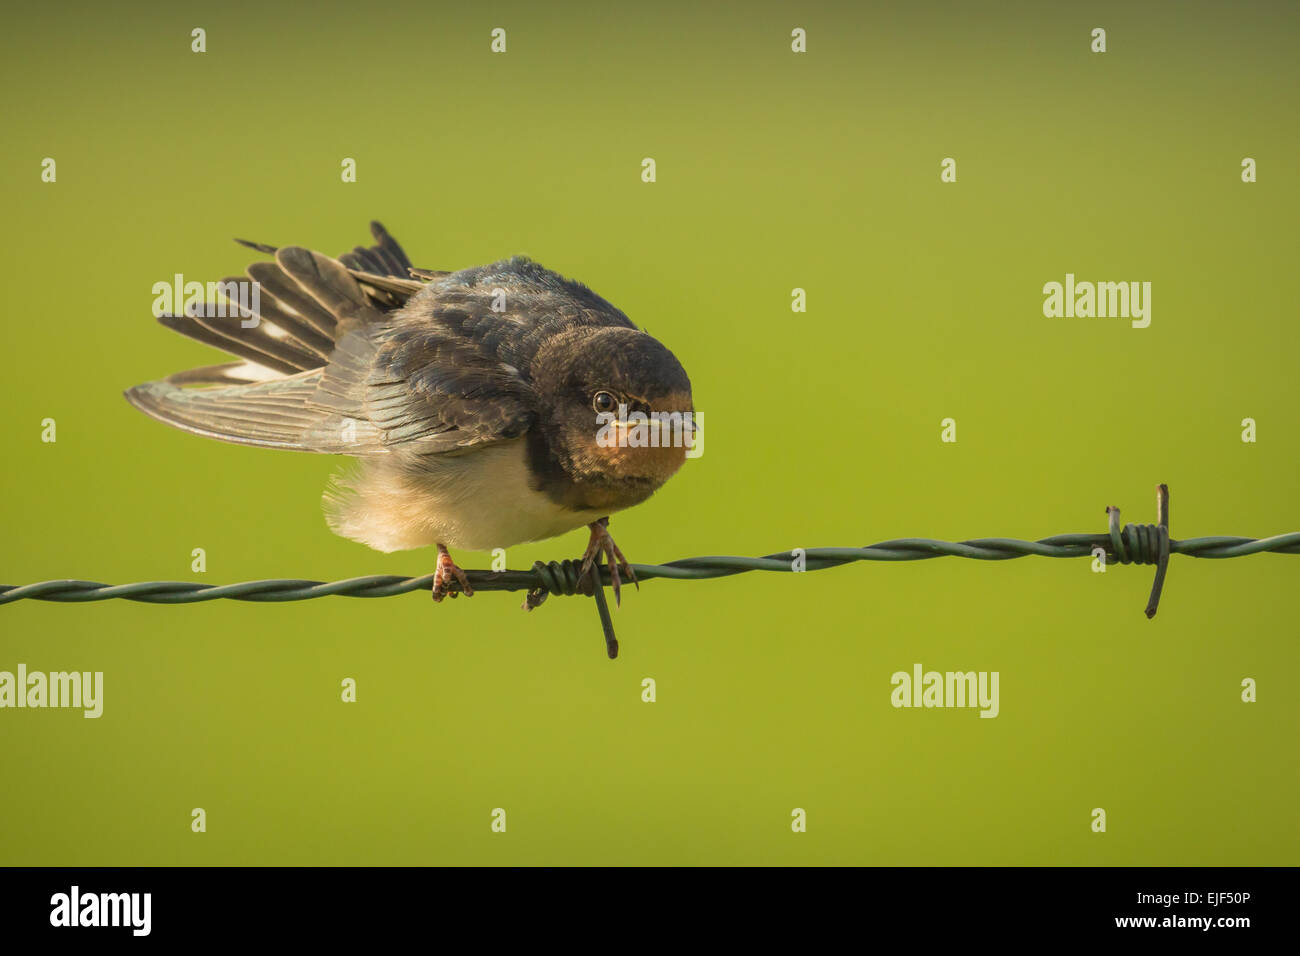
1,0,1296,865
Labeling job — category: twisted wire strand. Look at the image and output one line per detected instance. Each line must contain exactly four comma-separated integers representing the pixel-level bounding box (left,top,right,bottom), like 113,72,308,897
3,479,1296,661
3,533,1297,605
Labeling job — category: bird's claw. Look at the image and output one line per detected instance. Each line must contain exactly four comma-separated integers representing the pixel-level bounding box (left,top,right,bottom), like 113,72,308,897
580,518,638,607
432,547,474,602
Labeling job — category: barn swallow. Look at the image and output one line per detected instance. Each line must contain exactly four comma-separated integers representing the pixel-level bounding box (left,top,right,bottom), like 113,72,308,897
126,222,694,603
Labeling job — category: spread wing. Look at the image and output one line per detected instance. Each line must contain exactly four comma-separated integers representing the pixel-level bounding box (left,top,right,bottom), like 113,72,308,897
125,222,547,456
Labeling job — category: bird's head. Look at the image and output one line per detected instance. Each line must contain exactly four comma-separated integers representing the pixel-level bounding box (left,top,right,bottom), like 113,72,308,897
529,327,695,511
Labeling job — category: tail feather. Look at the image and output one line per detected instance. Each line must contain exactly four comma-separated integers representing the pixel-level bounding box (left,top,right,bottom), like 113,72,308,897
245,260,340,341
183,299,323,372
156,313,304,376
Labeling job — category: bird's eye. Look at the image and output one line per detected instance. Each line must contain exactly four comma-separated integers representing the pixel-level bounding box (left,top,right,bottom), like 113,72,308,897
592,391,618,414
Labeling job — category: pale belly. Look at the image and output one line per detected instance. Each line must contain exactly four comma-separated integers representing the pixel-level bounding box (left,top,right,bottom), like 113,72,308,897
323,439,606,553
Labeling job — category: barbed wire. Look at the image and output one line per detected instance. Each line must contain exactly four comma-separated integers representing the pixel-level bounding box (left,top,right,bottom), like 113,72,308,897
3,485,1298,658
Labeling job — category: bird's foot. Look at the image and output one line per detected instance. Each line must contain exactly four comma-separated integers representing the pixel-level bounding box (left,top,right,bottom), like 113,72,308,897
579,517,638,607
432,545,474,602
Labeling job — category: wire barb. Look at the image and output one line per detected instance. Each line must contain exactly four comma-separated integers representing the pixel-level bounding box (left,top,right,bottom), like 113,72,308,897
3,484,1299,658
1107,483,1172,618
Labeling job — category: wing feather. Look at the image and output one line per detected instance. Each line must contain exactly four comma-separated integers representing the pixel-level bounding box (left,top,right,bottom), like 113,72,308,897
127,222,634,460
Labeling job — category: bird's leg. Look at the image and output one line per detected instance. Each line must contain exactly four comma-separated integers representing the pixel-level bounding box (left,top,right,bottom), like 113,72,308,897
432,543,474,602
579,517,639,607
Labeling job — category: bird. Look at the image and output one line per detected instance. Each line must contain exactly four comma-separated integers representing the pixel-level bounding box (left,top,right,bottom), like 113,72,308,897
125,221,695,603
